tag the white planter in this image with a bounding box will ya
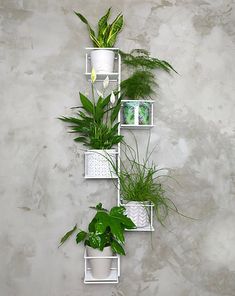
[124,201,150,228]
[122,100,153,126]
[90,49,115,73]
[87,246,113,279]
[85,149,117,178]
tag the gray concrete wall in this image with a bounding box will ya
[1,0,235,295]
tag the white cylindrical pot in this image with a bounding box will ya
[87,246,113,279]
[86,149,117,178]
[125,201,150,228]
[90,49,115,73]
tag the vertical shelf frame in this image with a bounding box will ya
[84,48,122,284]
[117,51,122,208]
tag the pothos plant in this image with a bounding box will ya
[59,203,136,255]
[120,49,178,100]
[74,7,124,48]
[59,70,123,149]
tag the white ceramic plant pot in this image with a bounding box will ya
[87,246,113,279]
[90,49,115,73]
[125,201,150,228]
[122,101,151,125]
[85,149,117,178]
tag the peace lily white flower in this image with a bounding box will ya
[91,68,96,83]
[96,89,103,98]
[110,91,116,104]
[103,76,109,89]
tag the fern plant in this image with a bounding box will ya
[74,8,124,47]
[120,49,177,73]
[120,70,157,100]
[120,49,177,100]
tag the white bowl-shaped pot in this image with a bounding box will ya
[87,246,113,279]
[85,149,117,178]
[90,49,115,74]
[124,201,150,228]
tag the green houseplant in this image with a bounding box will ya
[120,49,177,126]
[59,71,123,178]
[59,203,135,278]
[112,140,179,229]
[75,8,124,73]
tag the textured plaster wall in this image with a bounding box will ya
[1,0,235,295]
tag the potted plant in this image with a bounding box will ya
[75,8,124,73]
[59,70,123,178]
[59,203,136,279]
[120,49,177,126]
[113,140,179,229]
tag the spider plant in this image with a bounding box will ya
[59,203,136,255]
[112,137,180,225]
[74,8,124,47]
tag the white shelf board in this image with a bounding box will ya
[85,72,119,81]
[121,124,154,129]
[84,269,119,284]
[126,225,155,232]
[85,47,119,51]
[84,175,118,179]
[121,99,154,103]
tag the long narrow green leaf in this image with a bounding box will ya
[98,8,111,44]
[79,93,94,114]
[74,11,100,47]
[110,100,121,123]
[74,136,88,144]
[59,224,77,247]
[106,14,124,47]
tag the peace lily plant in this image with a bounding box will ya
[59,203,135,278]
[59,69,123,178]
[74,8,124,73]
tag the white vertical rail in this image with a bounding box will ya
[84,249,87,279]
[85,53,88,73]
[117,52,121,206]
[118,255,120,277]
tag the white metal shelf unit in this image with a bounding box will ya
[84,249,120,284]
[84,48,122,284]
